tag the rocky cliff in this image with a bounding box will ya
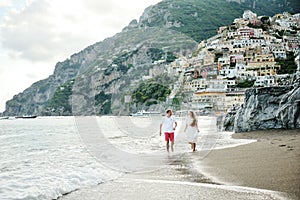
[3,27,197,116]
[2,0,300,116]
[224,74,300,132]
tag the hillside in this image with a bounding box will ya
[3,27,197,116]
[2,0,299,116]
[138,0,300,42]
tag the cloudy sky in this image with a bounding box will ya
[0,0,161,112]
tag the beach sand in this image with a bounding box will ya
[60,129,299,200]
[197,129,300,200]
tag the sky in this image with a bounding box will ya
[0,0,161,112]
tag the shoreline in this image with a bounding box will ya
[59,129,299,200]
[196,129,300,200]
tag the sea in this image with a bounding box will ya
[0,116,256,200]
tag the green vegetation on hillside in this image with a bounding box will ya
[95,91,112,114]
[113,50,137,73]
[140,0,300,42]
[46,80,75,114]
[132,74,172,106]
[244,0,300,15]
[104,50,138,76]
[147,48,164,62]
[147,48,177,63]
[276,52,298,74]
[237,79,255,88]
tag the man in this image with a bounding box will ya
[160,109,177,152]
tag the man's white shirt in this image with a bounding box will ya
[161,116,176,132]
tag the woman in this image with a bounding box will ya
[184,111,200,152]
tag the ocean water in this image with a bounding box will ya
[0,117,120,200]
[0,116,255,200]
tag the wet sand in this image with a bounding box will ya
[60,129,299,200]
[197,129,300,200]
[60,154,287,200]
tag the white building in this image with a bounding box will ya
[193,51,215,67]
[253,28,263,38]
[208,79,228,90]
[227,31,240,39]
[219,62,248,79]
[233,38,266,48]
[238,67,257,79]
[254,76,276,87]
[271,46,287,59]
[225,91,245,111]
[218,57,230,67]
[219,65,237,79]
[243,10,257,20]
[275,15,299,30]
[184,78,208,92]
[192,88,244,112]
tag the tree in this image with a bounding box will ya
[237,79,255,88]
[276,52,297,74]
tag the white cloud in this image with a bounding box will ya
[0,0,161,112]
[0,0,12,8]
[1,0,90,62]
[0,53,54,112]
[1,0,161,62]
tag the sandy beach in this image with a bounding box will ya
[197,129,300,200]
[60,128,299,200]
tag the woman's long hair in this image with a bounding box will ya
[189,111,197,127]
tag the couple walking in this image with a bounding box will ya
[159,109,200,152]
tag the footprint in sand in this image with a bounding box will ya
[287,146,294,151]
[278,144,286,147]
[278,144,294,151]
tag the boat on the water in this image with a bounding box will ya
[130,110,160,117]
[15,115,37,119]
[0,116,9,120]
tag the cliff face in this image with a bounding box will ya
[3,57,82,116]
[229,75,300,133]
[3,27,197,116]
[3,46,102,116]
[2,0,300,116]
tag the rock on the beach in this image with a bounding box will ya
[223,106,240,132]
[232,75,300,133]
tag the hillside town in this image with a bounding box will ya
[166,10,300,113]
